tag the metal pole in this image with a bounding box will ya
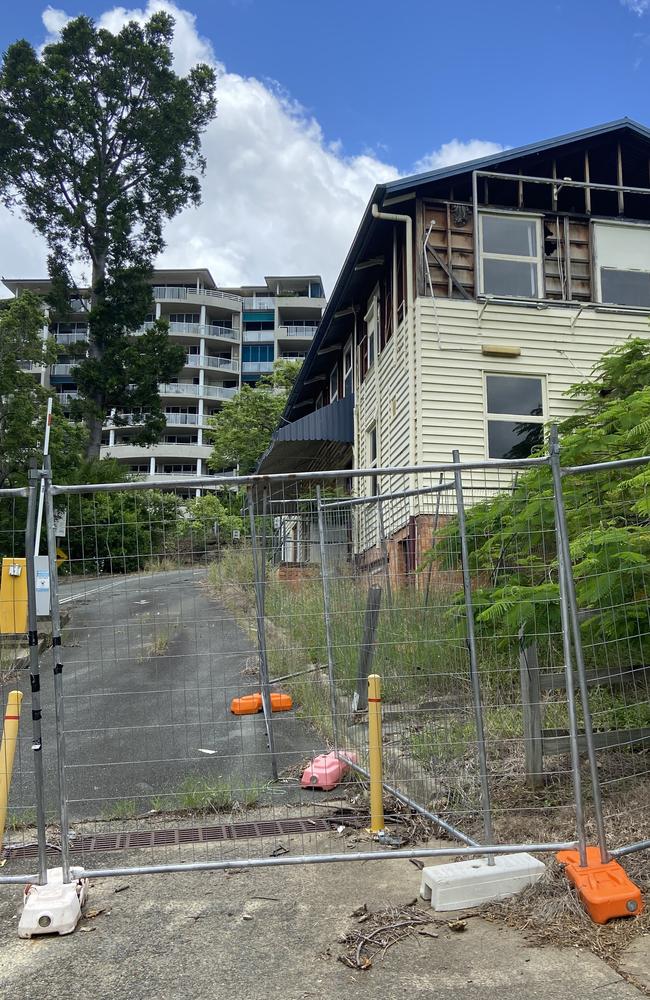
[246,487,278,781]
[550,459,588,866]
[34,397,53,558]
[377,502,393,608]
[452,449,495,862]
[549,425,609,863]
[24,468,49,884]
[43,456,71,883]
[315,486,340,748]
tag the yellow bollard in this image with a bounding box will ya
[0,558,28,635]
[367,673,385,834]
[0,690,23,850]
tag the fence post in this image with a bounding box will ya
[316,486,340,749]
[519,631,544,788]
[24,467,48,884]
[452,449,494,861]
[43,456,71,883]
[549,425,607,864]
[377,503,392,609]
[246,487,278,781]
[353,585,382,714]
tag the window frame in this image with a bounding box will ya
[593,219,650,308]
[343,340,353,397]
[478,211,544,300]
[329,364,339,403]
[483,371,546,461]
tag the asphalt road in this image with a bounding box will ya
[9,568,322,820]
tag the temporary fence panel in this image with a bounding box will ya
[0,440,647,886]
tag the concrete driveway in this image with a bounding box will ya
[9,567,322,820]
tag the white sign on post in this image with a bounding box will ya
[34,556,51,617]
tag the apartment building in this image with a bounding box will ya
[258,118,650,565]
[2,270,325,479]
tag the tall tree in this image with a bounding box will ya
[208,360,302,475]
[0,12,217,457]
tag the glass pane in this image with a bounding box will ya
[600,268,650,307]
[482,215,537,256]
[488,420,543,460]
[486,375,543,417]
[483,258,538,297]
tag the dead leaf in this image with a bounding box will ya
[357,913,370,924]
[448,919,467,933]
[418,929,439,939]
[350,904,367,918]
[84,907,106,920]
[409,859,424,870]
[80,926,96,933]
[114,884,130,894]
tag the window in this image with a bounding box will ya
[343,344,353,397]
[242,343,274,362]
[169,313,200,324]
[594,223,650,307]
[315,392,324,410]
[244,320,274,331]
[367,425,378,495]
[480,214,541,298]
[485,374,544,460]
[329,365,339,402]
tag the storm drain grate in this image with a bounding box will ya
[3,817,330,860]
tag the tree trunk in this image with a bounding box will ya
[83,254,106,462]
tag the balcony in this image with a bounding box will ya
[159,382,238,401]
[51,363,77,376]
[55,331,88,346]
[57,391,79,405]
[19,361,45,372]
[242,361,274,374]
[165,412,200,426]
[243,331,275,344]
[152,286,242,306]
[243,296,275,310]
[277,325,318,339]
[185,354,239,373]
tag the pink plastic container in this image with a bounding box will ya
[300,751,357,791]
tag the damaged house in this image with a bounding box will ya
[259,118,650,573]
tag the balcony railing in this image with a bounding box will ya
[165,412,199,426]
[159,382,238,401]
[51,363,77,376]
[55,331,88,345]
[186,355,239,373]
[153,286,242,304]
[242,361,274,373]
[278,325,318,337]
[243,297,275,310]
[19,361,44,372]
[170,321,238,341]
[243,331,275,343]
[57,391,80,405]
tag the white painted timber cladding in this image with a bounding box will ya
[417,297,648,465]
[352,295,648,554]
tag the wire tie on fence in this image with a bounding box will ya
[30,675,40,693]
[28,631,38,647]
[53,664,63,675]
[52,636,61,647]
[31,709,42,722]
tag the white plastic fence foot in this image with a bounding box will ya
[420,852,546,911]
[17,867,88,938]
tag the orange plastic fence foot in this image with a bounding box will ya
[230,691,293,715]
[556,846,643,924]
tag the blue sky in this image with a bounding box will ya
[2,0,650,287]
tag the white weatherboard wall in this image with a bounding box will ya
[416,297,648,466]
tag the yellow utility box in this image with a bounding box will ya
[0,558,28,636]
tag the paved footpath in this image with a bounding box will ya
[0,844,647,1000]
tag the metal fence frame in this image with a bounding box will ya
[1,430,648,886]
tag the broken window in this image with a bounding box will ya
[480,214,541,298]
[485,373,544,460]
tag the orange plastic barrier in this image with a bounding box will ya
[556,846,643,924]
[269,692,293,712]
[230,692,293,715]
[230,694,262,716]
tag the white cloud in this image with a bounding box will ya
[414,139,506,175]
[1,2,503,294]
[621,0,650,14]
